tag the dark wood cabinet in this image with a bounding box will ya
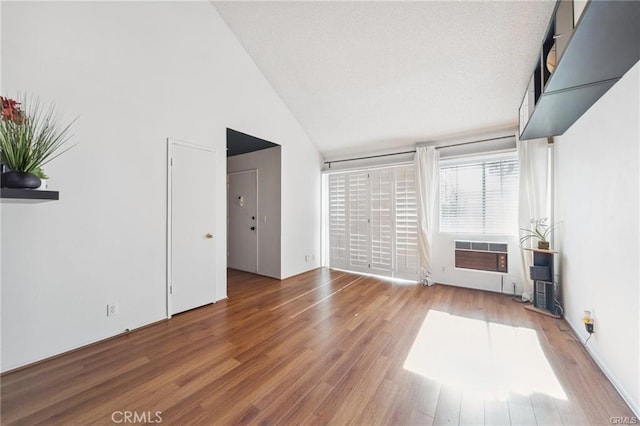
[519,0,640,140]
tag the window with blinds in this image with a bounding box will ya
[327,165,419,280]
[439,154,519,235]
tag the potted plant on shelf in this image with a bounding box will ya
[519,218,558,250]
[0,95,76,189]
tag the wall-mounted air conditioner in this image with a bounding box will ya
[454,241,508,273]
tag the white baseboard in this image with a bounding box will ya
[437,280,523,297]
[565,317,639,417]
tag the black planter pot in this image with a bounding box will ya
[1,171,42,189]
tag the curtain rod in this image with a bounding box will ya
[325,150,416,166]
[323,134,514,167]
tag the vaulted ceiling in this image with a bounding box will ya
[214,1,556,158]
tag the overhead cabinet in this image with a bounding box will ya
[519,0,640,140]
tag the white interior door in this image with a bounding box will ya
[227,170,258,273]
[168,140,216,316]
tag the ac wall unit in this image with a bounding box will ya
[454,241,508,273]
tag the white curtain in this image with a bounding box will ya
[415,146,439,285]
[517,137,550,300]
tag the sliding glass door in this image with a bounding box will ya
[327,164,419,281]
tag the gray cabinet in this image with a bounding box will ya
[524,249,561,318]
[519,0,640,140]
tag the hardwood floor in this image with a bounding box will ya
[1,268,633,425]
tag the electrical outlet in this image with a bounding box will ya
[305,255,309,262]
[107,304,119,317]
[583,309,594,334]
[585,321,594,334]
[442,266,446,272]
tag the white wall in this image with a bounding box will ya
[0,1,321,371]
[555,62,640,414]
[227,147,282,278]
[281,143,322,278]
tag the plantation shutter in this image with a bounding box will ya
[328,173,348,269]
[394,165,419,279]
[440,155,519,235]
[347,172,370,273]
[327,164,419,281]
[369,169,393,275]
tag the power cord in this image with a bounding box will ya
[584,333,592,345]
[554,299,565,316]
[502,275,528,303]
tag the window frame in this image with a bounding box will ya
[438,150,520,236]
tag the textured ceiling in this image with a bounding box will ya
[214,1,556,158]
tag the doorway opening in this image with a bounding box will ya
[227,128,282,279]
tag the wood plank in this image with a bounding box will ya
[508,393,537,426]
[459,392,485,426]
[0,268,634,425]
[525,304,562,319]
[432,385,461,426]
[531,392,564,426]
[485,398,511,426]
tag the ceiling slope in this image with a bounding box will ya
[214,1,556,158]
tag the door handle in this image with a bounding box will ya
[250,226,255,231]
[205,233,213,239]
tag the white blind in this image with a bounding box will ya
[439,155,519,235]
[327,164,419,280]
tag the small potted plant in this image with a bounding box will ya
[0,95,76,189]
[519,218,557,250]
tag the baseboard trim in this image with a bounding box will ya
[280,266,323,280]
[564,317,639,417]
[524,304,562,318]
[228,267,306,281]
[437,280,523,298]
[1,318,168,377]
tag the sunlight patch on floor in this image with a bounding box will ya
[403,310,567,401]
[330,268,419,286]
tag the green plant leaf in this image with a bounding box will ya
[518,217,560,247]
[0,95,76,178]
